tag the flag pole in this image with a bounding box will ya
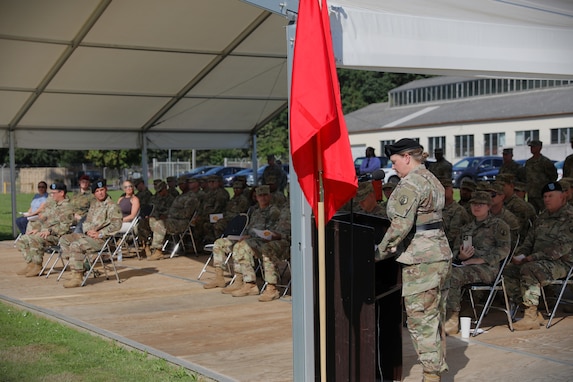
[317,136,327,381]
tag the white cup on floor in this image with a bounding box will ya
[460,316,471,338]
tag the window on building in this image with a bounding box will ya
[516,130,539,146]
[455,135,474,157]
[550,128,573,144]
[428,136,446,156]
[380,140,395,159]
[483,133,505,155]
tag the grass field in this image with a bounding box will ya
[0,302,211,381]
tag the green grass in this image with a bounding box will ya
[0,302,212,382]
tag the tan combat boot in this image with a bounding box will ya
[221,274,244,294]
[63,270,84,288]
[143,243,151,258]
[146,249,164,261]
[258,284,280,302]
[25,263,43,277]
[203,268,226,289]
[423,371,441,382]
[537,312,545,325]
[513,305,540,331]
[16,263,33,276]
[444,311,459,335]
[231,282,259,297]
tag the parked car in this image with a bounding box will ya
[474,158,561,183]
[452,156,503,188]
[231,168,255,186]
[354,156,389,175]
[193,166,245,186]
[181,165,217,178]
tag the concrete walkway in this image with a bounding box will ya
[1,240,572,381]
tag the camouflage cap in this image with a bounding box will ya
[476,181,491,192]
[438,177,452,188]
[495,173,515,185]
[489,182,504,194]
[155,181,167,192]
[514,181,527,192]
[256,185,270,195]
[265,174,277,184]
[187,177,199,184]
[232,180,245,189]
[234,175,247,184]
[177,175,188,184]
[166,176,177,183]
[153,178,162,185]
[528,139,542,147]
[469,191,492,205]
[502,148,513,155]
[133,178,143,186]
[460,178,477,191]
[209,175,223,182]
[355,181,374,202]
[558,179,571,191]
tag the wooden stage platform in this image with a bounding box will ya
[1,240,572,381]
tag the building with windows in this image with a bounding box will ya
[346,76,573,164]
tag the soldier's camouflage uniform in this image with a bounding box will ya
[213,192,250,238]
[428,158,453,180]
[211,203,281,284]
[71,189,94,221]
[260,206,291,285]
[447,215,510,312]
[499,160,523,182]
[136,188,153,207]
[442,200,471,250]
[194,187,230,244]
[504,193,537,242]
[525,155,558,213]
[138,192,175,245]
[491,207,521,248]
[377,164,452,375]
[504,203,573,307]
[17,196,74,266]
[149,192,199,250]
[60,195,122,271]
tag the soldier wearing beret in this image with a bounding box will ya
[59,179,123,288]
[440,177,471,251]
[444,191,510,335]
[16,183,74,277]
[377,138,452,381]
[505,182,573,330]
[525,140,558,213]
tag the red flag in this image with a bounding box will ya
[290,0,357,223]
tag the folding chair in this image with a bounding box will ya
[41,243,65,278]
[110,206,151,261]
[463,234,520,336]
[198,213,249,280]
[540,262,573,328]
[81,236,121,286]
[163,214,198,258]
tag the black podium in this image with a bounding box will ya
[315,213,402,381]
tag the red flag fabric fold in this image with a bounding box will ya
[290,0,358,223]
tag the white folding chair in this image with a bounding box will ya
[110,207,147,261]
[540,262,573,328]
[162,212,198,258]
[41,243,65,278]
[81,236,121,287]
[198,213,249,280]
[463,234,520,336]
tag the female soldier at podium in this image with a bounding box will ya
[377,139,452,382]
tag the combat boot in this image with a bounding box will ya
[221,274,244,294]
[423,371,441,382]
[17,263,33,276]
[513,305,540,331]
[444,311,459,335]
[231,282,259,297]
[143,243,151,258]
[203,268,226,289]
[63,270,84,288]
[258,284,280,302]
[537,312,545,325]
[146,249,164,261]
[25,263,43,277]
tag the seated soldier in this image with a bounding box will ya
[213,180,250,238]
[139,181,175,256]
[59,179,123,288]
[504,182,573,330]
[203,185,281,298]
[193,175,230,245]
[445,191,510,335]
[16,183,74,277]
[71,175,94,233]
[147,179,199,260]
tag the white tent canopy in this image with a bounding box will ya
[0,0,290,150]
